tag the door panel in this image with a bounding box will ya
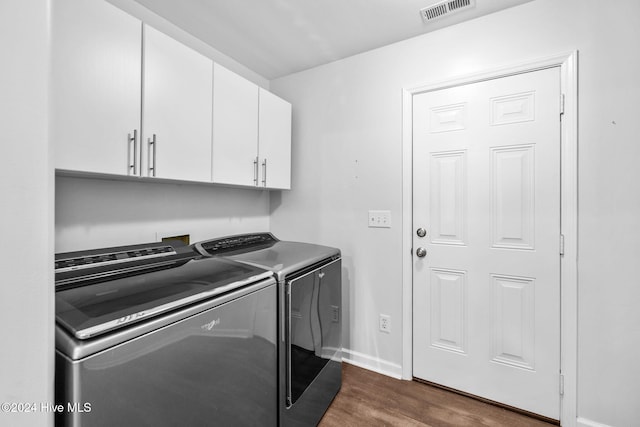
[412,68,561,419]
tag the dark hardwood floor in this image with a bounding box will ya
[319,363,557,427]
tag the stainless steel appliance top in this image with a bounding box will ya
[55,240,273,340]
[192,233,340,281]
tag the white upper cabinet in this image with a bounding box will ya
[52,0,142,176]
[52,0,291,189]
[212,64,292,189]
[212,63,260,187]
[258,89,292,190]
[142,25,213,182]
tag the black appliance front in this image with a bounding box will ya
[284,258,342,427]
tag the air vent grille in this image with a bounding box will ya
[422,3,448,20]
[420,0,475,22]
[448,0,471,11]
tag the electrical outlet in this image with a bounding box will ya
[368,210,391,228]
[331,305,340,323]
[379,314,391,333]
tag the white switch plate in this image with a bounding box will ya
[368,210,391,228]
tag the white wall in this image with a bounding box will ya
[269,0,640,425]
[0,0,53,426]
[56,176,270,252]
[106,0,269,88]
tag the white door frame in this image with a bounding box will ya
[401,51,578,426]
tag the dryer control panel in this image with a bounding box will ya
[194,233,279,256]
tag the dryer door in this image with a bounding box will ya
[285,258,342,407]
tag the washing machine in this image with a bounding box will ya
[55,240,277,426]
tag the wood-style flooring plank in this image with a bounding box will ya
[319,363,556,427]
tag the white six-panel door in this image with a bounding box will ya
[412,67,561,419]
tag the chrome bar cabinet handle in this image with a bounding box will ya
[253,157,259,186]
[128,129,138,175]
[148,134,157,177]
[261,158,267,187]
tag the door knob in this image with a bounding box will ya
[416,228,427,238]
[416,247,427,258]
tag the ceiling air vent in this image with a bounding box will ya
[420,0,475,22]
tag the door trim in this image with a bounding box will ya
[401,51,578,426]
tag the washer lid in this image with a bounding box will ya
[55,256,272,340]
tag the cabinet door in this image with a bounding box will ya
[143,25,213,182]
[52,0,142,176]
[258,89,292,190]
[212,64,259,187]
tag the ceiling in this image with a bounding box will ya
[132,0,534,80]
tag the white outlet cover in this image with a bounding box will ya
[379,314,391,333]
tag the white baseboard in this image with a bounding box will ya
[577,417,613,427]
[342,348,403,379]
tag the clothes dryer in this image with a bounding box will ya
[193,233,342,427]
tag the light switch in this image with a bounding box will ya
[368,210,391,228]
